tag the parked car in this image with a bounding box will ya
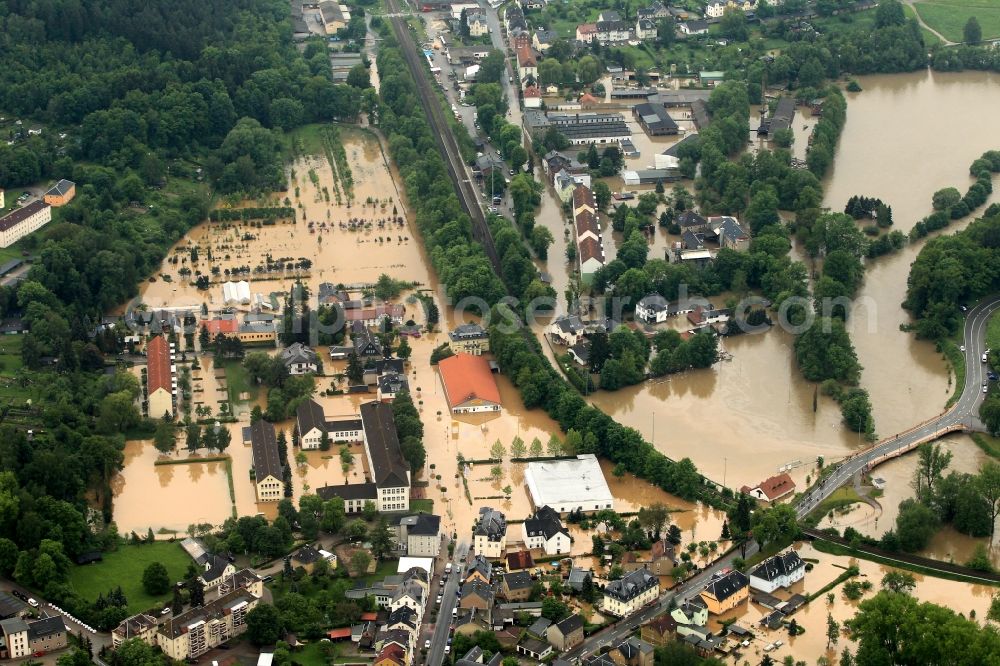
[27,598,38,608]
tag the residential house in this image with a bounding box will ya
[521,505,572,555]
[523,85,542,108]
[506,550,534,572]
[43,179,76,206]
[345,304,405,328]
[448,323,490,355]
[637,3,671,20]
[671,598,710,639]
[705,1,726,17]
[145,334,174,419]
[296,398,363,450]
[579,236,607,277]
[573,183,596,216]
[438,353,502,414]
[156,589,258,659]
[27,616,67,654]
[636,293,669,324]
[199,554,237,590]
[395,514,442,557]
[686,306,729,327]
[749,551,806,593]
[575,209,601,243]
[501,571,533,601]
[459,580,494,616]
[516,45,537,81]
[111,614,158,649]
[280,342,319,374]
[353,326,383,358]
[546,614,584,651]
[575,23,598,42]
[464,555,493,584]
[468,13,490,36]
[364,358,405,385]
[603,569,659,617]
[248,419,283,501]
[374,642,407,666]
[385,606,418,643]
[621,538,676,576]
[533,29,557,51]
[635,18,658,40]
[677,210,708,232]
[377,372,409,402]
[699,570,750,615]
[548,315,585,346]
[473,507,507,558]
[710,216,751,252]
[0,618,30,659]
[594,20,632,44]
[740,472,796,504]
[678,19,709,35]
[0,593,28,620]
[317,283,351,306]
[505,4,528,33]
[568,341,590,367]
[610,637,655,666]
[291,545,337,573]
[641,613,678,647]
[389,581,425,622]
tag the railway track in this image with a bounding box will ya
[383,0,503,274]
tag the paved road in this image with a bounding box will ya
[475,0,522,130]
[794,296,1000,519]
[425,541,468,666]
[562,540,758,660]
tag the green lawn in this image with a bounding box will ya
[0,335,32,403]
[67,542,192,613]
[903,3,944,45]
[223,360,257,406]
[286,124,330,159]
[1,189,31,214]
[409,498,434,513]
[914,0,1000,41]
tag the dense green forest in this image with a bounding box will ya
[0,0,360,627]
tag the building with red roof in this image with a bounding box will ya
[145,335,174,419]
[437,353,502,414]
[200,316,239,336]
[740,473,796,503]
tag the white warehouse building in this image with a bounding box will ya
[524,454,615,514]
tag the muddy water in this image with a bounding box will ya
[113,440,234,534]
[825,71,1000,439]
[727,542,999,664]
[585,71,1000,492]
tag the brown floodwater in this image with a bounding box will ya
[585,71,1000,493]
[115,128,724,543]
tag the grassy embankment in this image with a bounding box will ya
[67,542,191,613]
[812,538,1000,586]
[914,0,1000,42]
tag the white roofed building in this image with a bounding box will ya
[524,454,614,514]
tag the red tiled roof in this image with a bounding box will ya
[146,335,171,393]
[523,85,541,98]
[577,23,597,34]
[579,93,599,105]
[360,612,378,621]
[506,550,534,570]
[575,210,599,237]
[438,353,502,408]
[201,318,238,335]
[346,304,405,322]
[578,237,604,263]
[741,473,795,501]
[327,628,351,640]
[516,45,536,67]
[572,184,595,210]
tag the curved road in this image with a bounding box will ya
[795,296,1000,519]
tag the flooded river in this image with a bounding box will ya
[586,71,1000,494]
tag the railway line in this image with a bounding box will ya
[383,0,503,274]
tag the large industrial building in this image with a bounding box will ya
[524,454,615,514]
